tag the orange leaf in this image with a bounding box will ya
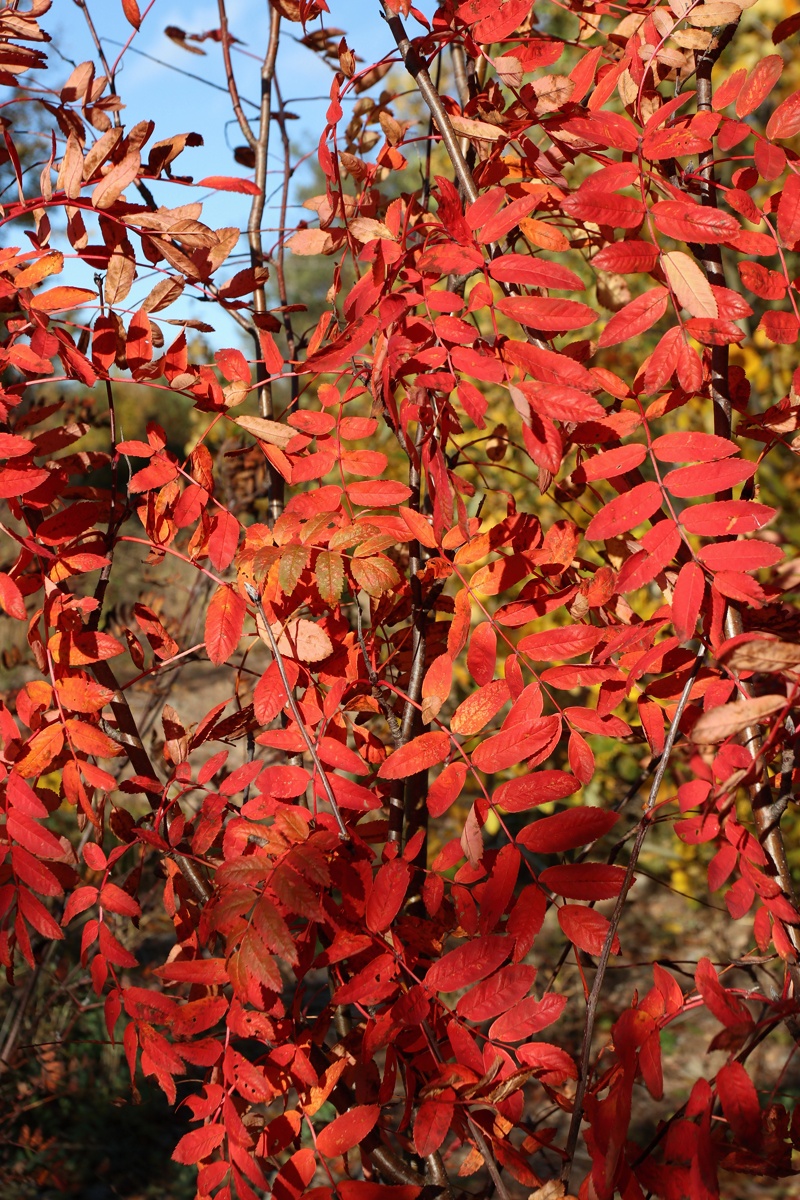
[378,731,450,779]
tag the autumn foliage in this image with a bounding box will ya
[4,0,800,1197]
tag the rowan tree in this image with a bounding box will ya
[2,2,800,1198]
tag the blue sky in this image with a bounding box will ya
[43,0,437,344]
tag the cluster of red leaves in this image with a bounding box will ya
[2,2,800,1199]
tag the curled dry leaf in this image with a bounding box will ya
[449,114,505,141]
[528,1183,579,1200]
[721,638,800,674]
[256,613,333,663]
[233,414,295,450]
[691,695,786,744]
[347,217,396,242]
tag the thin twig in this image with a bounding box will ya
[355,602,403,748]
[562,649,703,1189]
[71,0,121,128]
[90,660,212,904]
[466,1114,512,1200]
[380,3,477,206]
[217,0,257,149]
[244,584,349,840]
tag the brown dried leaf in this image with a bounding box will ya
[56,132,84,200]
[234,415,295,450]
[723,638,800,674]
[449,114,505,141]
[688,2,743,26]
[348,217,395,243]
[692,695,785,744]
[286,228,336,255]
[663,251,718,319]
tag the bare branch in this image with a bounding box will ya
[217,0,258,149]
[380,3,477,206]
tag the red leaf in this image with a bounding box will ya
[539,863,626,901]
[99,882,141,917]
[716,1062,761,1146]
[680,501,776,537]
[597,287,669,347]
[154,958,229,985]
[273,1149,316,1200]
[424,935,511,993]
[558,905,621,955]
[592,240,659,273]
[215,346,251,383]
[698,541,783,572]
[62,885,99,926]
[767,90,800,140]
[758,310,800,344]
[0,432,33,457]
[205,585,246,666]
[427,762,468,818]
[128,453,178,494]
[458,0,536,42]
[378,731,450,779]
[172,1123,226,1165]
[0,464,50,497]
[738,260,786,301]
[777,172,800,249]
[561,192,646,228]
[488,992,567,1041]
[414,1096,454,1158]
[122,0,142,29]
[451,679,509,735]
[7,344,52,375]
[0,572,26,619]
[18,888,64,940]
[696,957,752,1028]
[575,443,646,482]
[399,505,438,549]
[347,480,413,507]
[516,381,605,423]
[496,295,596,331]
[30,285,96,313]
[651,431,738,463]
[736,55,783,119]
[517,1041,577,1084]
[651,201,739,243]
[488,254,584,291]
[642,126,711,160]
[471,715,561,773]
[585,481,662,540]
[664,458,755,498]
[568,729,595,785]
[316,1105,379,1158]
[467,621,496,686]
[366,859,411,933]
[198,175,261,194]
[208,510,240,571]
[517,625,603,660]
[672,562,705,643]
[516,807,619,854]
[456,964,538,1021]
[493,770,580,812]
[422,652,453,724]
